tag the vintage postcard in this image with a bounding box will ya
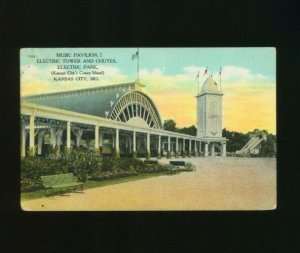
[20,48,276,211]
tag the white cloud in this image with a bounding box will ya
[96,65,121,76]
[215,65,268,81]
[183,66,206,75]
[21,64,39,79]
[20,63,276,133]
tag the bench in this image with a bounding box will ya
[169,161,185,167]
[41,173,83,196]
[166,161,186,173]
[144,160,159,165]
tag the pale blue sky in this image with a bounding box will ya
[21,47,276,82]
[20,48,276,133]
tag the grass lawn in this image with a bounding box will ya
[21,170,173,201]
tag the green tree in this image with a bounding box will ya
[178,125,197,136]
[163,119,177,132]
[222,128,249,152]
[222,128,276,156]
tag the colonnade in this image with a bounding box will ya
[20,105,227,158]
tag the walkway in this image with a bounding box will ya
[21,157,276,211]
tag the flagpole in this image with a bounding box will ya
[197,70,200,94]
[219,67,222,92]
[137,48,139,81]
[197,77,199,94]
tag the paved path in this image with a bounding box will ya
[21,157,276,211]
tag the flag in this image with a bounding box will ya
[132,50,139,60]
[203,67,208,76]
[219,67,222,76]
[195,70,199,81]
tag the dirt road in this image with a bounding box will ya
[21,157,276,211]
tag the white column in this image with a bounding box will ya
[189,139,192,153]
[183,138,185,152]
[128,135,132,153]
[112,134,115,148]
[194,140,197,156]
[200,141,202,155]
[29,114,35,156]
[37,131,45,155]
[21,121,26,157]
[99,132,103,147]
[167,136,171,152]
[204,142,209,157]
[115,129,119,152]
[56,129,63,147]
[50,128,56,148]
[146,133,150,152]
[222,142,227,157]
[176,138,179,152]
[133,131,136,152]
[95,125,99,151]
[75,129,83,147]
[67,122,71,149]
[158,135,161,154]
[211,143,215,156]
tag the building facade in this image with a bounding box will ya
[20,79,226,158]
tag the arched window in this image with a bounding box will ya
[110,91,162,129]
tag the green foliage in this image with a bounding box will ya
[61,150,102,181]
[21,149,196,193]
[163,119,177,132]
[21,157,68,180]
[101,157,145,173]
[184,162,196,171]
[177,125,197,136]
[260,133,276,157]
[163,119,197,136]
[222,128,276,156]
[111,148,120,158]
[222,128,249,152]
[21,157,69,191]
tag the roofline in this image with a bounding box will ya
[21,102,203,140]
[21,81,138,99]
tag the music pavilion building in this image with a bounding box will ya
[20,77,227,158]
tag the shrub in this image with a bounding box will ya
[164,164,179,174]
[184,162,196,171]
[20,157,69,191]
[21,157,68,180]
[61,150,102,181]
[101,157,145,172]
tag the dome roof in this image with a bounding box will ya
[200,76,221,94]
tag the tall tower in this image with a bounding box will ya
[196,75,227,156]
[197,76,223,138]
